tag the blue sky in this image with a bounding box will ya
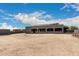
[0,3,79,30]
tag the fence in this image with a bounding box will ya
[0,29,11,35]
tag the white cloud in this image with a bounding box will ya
[59,16,79,27]
[0,9,14,17]
[61,3,79,11]
[60,3,70,10]
[0,23,18,31]
[14,11,57,26]
[0,9,5,13]
[14,11,79,27]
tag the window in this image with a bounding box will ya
[39,29,45,32]
[32,29,37,33]
[47,28,53,32]
[55,28,62,31]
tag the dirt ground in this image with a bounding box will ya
[0,33,79,56]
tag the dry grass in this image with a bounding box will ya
[0,33,78,56]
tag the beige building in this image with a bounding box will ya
[25,23,68,33]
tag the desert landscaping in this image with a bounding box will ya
[0,33,79,56]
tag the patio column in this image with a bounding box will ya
[37,28,38,33]
[62,27,64,32]
[45,28,47,32]
[53,28,55,32]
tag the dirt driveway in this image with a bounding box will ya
[0,33,78,56]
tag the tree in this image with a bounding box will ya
[70,26,78,30]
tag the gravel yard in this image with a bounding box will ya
[0,33,78,56]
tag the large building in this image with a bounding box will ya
[25,23,68,34]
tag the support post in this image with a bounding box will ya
[45,28,47,32]
[62,27,64,33]
[37,28,38,33]
[53,28,55,32]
